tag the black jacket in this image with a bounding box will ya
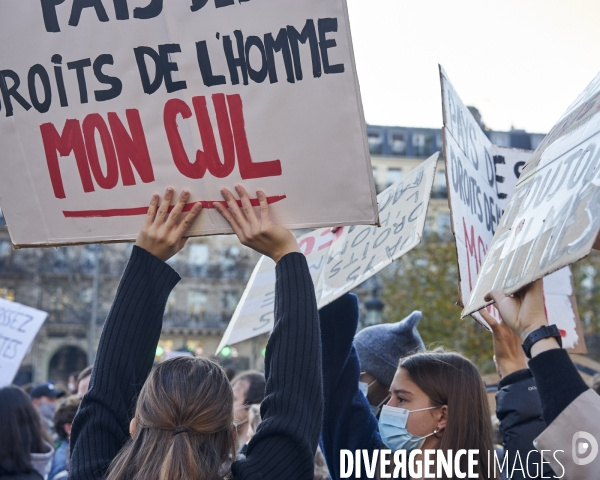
[495,369,554,479]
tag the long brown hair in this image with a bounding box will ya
[400,350,496,479]
[106,356,236,480]
[0,386,52,476]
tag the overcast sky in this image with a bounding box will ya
[346,0,600,133]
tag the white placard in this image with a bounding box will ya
[440,66,585,351]
[0,0,377,247]
[463,68,600,322]
[217,153,439,351]
[0,298,48,387]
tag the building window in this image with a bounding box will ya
[222,291,239,313]
[189,244,209,266]
[432,171,448,198]
[387,168,402,186]
[490,132,510,147]
[367,132,383,155]
[389,133,406,155]
[0,288,15,302]
[413,133,434,157]
[187,291,208,316]
[0,241,11,258]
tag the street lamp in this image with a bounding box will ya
[364,285,385,327]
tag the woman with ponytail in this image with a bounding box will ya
[69,185,322,480]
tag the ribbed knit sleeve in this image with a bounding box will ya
[69,246,180,480]
[231,252,323,480]
[528,348,589,425]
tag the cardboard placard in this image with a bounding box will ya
[0,0,377,247]
[440,66,585,351]
[217,153,438,351]
[0,298,48,387]
[463,69,600,322]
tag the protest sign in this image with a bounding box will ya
[0,298,48,387]
[440,66,585,351]
[0,0,377,248]
[217,153,438,351]
[463,68,600,320]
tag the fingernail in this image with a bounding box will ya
[213,202,221,209]
[166,187,174,195]
[151,194,159,202]
[235,185,242,193]
[193,201,202,211]
[182,190,189,199]
[256,190,264,198]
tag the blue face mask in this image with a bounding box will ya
[378,404,441,452]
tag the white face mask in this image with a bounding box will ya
[378,404,442,452]
[370,394,390,417]
[358,379,376,397]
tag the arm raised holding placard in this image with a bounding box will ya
[483,281,599,480]
[69,185,322,480]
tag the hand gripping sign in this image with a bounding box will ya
[0,298,48,387]
[0,0,377,247]
[462,69,600,321]
[440,66,585,352]
[217,153,438,352]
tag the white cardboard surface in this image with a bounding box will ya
[0,298,48,387]
[464,69,600,323]
[0,0,377,247]
[440,66,585,351]
[217,153,438,351]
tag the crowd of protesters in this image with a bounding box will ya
[1,185,599,480]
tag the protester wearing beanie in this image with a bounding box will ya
[355,311,425,414]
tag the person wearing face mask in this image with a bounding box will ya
[67,372,80,396]
[230,371,266,453]
[30,383,66,436]
[355,311,425,417]
[319,293,496,479]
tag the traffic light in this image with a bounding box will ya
[220,346,232,357]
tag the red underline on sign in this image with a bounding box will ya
[62,195,287,218]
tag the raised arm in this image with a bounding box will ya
[319,293,382,479]
[213,186,323,479]
[69,189,201,480]
[481,308,554,479]
[485,281,596,479]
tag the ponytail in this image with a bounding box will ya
[106,357,235,480]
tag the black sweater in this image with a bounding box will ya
[69,247,322,480]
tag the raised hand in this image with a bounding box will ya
[214,185,299,263]
[484,279,548,342]
[480,309,528,379]
[136,188,202,261]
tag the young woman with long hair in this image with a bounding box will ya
[319,294,496,479]
[0,386,54,479]
[69,185,322,480]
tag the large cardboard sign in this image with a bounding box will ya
[463,69,600,319]
[217,153,438,351]
[440,66,585,351]
[0,0,377,247]
[0,298,48,387]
